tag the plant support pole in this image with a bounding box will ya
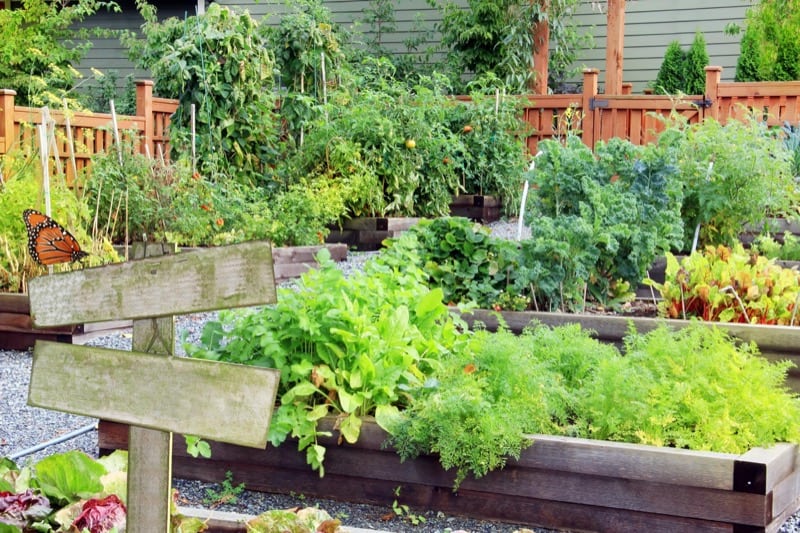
[110,100,123,165]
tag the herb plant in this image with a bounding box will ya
[575,323,800,452]
[658,113,797,249]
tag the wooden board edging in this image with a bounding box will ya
[99,418,800,531]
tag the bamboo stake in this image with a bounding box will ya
[62,99,79,189]
[110,100,123,165]
[38,122,53,276]
[191,103,196,175]
[42,107,62,177]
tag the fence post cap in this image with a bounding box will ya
[704,66,723,73]
[582,68,600,74]
[135,80,155,87]
[0,89,17,96]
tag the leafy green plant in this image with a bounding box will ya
[202,471,245,508]
[575,323,800,452]
[0,0,120,108]
[281,65,464,217]
[387,324,591,488]
[126,3,280,186]
[187,249,466,475]
[446,87,529,213]
[378,217,522,310]
[750,231,800,261]
[657,113,797,249]
[648,244,800,325]
[390,318,800,488]
[0,450,128,532]
[525,134,683,307]
[268,0,346,146]
[390,486,426,526]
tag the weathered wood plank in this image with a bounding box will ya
[461,309,800,354]
[28,341,279,448]
[28,240,276,327]
[127,427,172,533]
[127,313,174,533]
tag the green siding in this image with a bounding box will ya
[572,0,749,92]
[74,0,750,95]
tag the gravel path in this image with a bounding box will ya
[2,219,799,532]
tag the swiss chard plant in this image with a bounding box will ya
[647,244,800,325]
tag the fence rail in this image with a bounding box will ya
[2,67,800,181]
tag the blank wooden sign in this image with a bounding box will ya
[28,341,280,448]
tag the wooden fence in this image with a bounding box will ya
[0,81,174,185]
[3,67,800,181]
[522,66,800,154]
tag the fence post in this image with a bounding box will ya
[531,0,550,95]
[136,80,154,156]
[704,66,722,122]
[0,89,16,155]
[581,68,599,149]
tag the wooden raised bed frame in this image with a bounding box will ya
[460,309,800,394]
[100,415,800,533]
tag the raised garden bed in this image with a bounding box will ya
[325,217,421,251]
[460,308,800,394]
[99,417,800,532]
[449,194,502,222]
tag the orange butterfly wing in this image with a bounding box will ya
[23,209,89,266]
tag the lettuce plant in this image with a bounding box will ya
[0,451,127,533]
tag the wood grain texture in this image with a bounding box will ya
[28,241,276,327]
[29,341,279,448]
[127,314,174,532]
[127,427,172,533]
[100,418,800,530]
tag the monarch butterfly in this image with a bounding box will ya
[22,209,89,266]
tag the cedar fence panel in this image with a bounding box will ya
[0,81,175,186]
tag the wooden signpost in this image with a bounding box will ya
[26,241,281,532]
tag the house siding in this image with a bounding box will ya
[72,0,751,95]
[572,0,751,92]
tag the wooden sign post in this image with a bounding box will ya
[26,241,281,532]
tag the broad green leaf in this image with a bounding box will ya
[33,451,105,504]
[340,413,362,444]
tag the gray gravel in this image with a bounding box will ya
[2,219,799,532]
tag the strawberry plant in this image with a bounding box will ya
[378,217,523,309]
[649,244,800,325]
